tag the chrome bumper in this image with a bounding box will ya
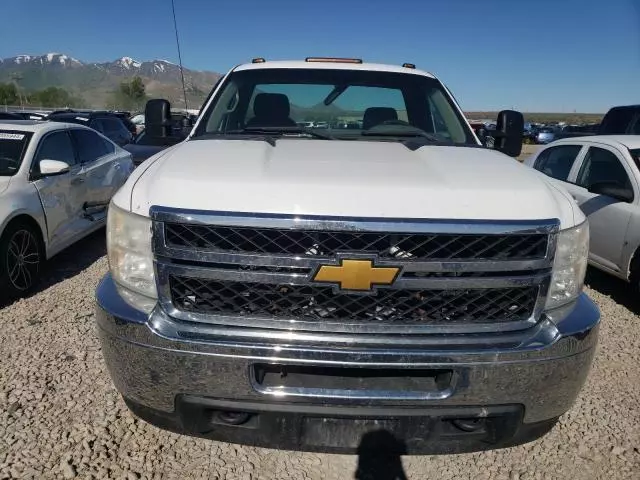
[95,274,599,451]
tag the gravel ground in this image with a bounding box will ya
[1,230,639,479]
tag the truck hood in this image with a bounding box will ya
[121,139,578,227]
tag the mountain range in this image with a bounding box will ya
[0,53,221,109]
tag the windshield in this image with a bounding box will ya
[630,148,640,167]
[0,130,32,176]
[194,68,476,144]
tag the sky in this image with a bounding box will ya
[1,0,639,113]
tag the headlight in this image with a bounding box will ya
[546,221,589,310]
[107,202,157,313]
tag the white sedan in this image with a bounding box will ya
[0,120,133,297]
[524,135,640,292]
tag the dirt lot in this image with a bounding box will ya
[1,230,639,480]
[518,144,540,162]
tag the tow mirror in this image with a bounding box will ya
[39,159,70,176]
[487,110,524,157]
[145,99,172,139]
[588,182,634,203]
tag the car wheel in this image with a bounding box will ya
[0,222,43,298]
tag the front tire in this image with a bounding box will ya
[0,222,43,299]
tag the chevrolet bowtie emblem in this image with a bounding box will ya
[313,259,401,292]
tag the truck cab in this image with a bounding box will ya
[95,57,599,454]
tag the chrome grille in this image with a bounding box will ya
[169,275,538,324]
[152,208,558,335]
[165,223,548,260]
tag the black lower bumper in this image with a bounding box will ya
[125,395,557,455]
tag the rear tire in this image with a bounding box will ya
[0,222,43,299]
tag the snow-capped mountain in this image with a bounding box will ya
[0,53,221,108]
[6,53,84,67]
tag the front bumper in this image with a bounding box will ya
[96,275,599,454]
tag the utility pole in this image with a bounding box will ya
[171,0,189,110]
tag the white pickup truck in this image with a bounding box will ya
[95,58,599,454]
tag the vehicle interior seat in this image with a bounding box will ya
[363,107,398,130]
[245,93,297,128]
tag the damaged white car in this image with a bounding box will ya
[0,120,133,297]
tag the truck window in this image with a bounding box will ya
[534,145,582,181]
[245,84,407,127]
[198,68,475,145]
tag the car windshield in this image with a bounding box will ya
[630,148,640,167]
[0,130,31,176]
[194,68,476,145]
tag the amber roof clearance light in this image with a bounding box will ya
[305,57,363,64]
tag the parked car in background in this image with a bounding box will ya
[525,135,640,293]
[523,125,539,144]
[11,112,48,121]
[0,112,25,121]
[598,105,640,135]
[123,128,186,166]
[0,120,133,297]
[112,112,138,137]
[47,111,133,146]
[130,113,145,134]
[536,127,558,144]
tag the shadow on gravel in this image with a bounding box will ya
[585,266,639,314]
[355,430,408,480]
[0,228,107,309]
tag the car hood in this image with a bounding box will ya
[118,139,578,228]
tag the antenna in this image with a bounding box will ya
[171,0,188,110]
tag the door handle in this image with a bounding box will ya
[71,177,85,186]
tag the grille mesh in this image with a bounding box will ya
[164,224,548,260]
[169,275,538,324]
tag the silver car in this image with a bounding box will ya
[536,128,558,144]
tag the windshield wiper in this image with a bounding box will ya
[361,127,442,143]
[193,131,277,146]
[232,126,336,140]
[194,127,335,146]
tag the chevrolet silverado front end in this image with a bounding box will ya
[95,58,599,454]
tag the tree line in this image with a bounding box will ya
[0,76,148,110]
[0,82,86,108]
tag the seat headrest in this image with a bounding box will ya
[253,93,291,119]
[363,107,398,130]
